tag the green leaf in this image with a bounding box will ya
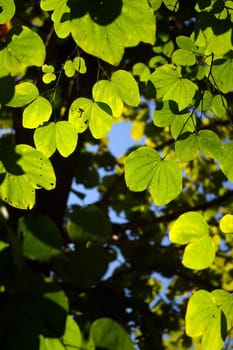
[220,214,233,234]
[23,96,52,129]
[175,133,199,161]
[42,73,56,84]
[171,113,196,139]
[133,62,151,82]
[176,36,199,52]
[55,121,78,157]
[152,101,178,127]
[6,82,39,107]
[73,57,87,74]
[42,64,54,73]
[170,212,215,270]
[61,317,82,349]
[0,0,15,24]
[175,130,222,161]
[220,142,233,182]
[0,144,56,209]
[34,121,78,158]
[68,97,91,133]
[111,70,140,107]
[89,102,113,139]
[186,289,233,349]
[125,146,182,205]
[0,26,45,75]
[197,130,222,159]
[93,70,140,117]
[150,64,198,111]
[46,0,156,65]
[90,318,134,350]
[211,59,233,93]
[64,59,75,78]
[172,49,196,66]
[163,0,179,11]
[93,80,124,117]
[67,205,112,244]
[19,214,62,262]
[212,95,227,118]
[34,123,56,158]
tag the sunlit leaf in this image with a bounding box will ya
[176,36,199,52]
[6,82,39,107]
[0,26,45,75]
[125,146,182,205]
[61,317,82,349]
[0,145,56,209]
[220,142,233,182]
[68,97,91,133]
[133,62,151,82]
[171,113,196,139]
[89,102,113,139]
[170,212,215,269]
[172,49,196,66]
[186,289,233,350]
[73,57,87,74]
[42,0,155,65]
[23,96,52,129]
[211,59,233,93]
[150,64,198,111]
[0,0,15,23]
[220,214,233,234]
[64,59,75,78]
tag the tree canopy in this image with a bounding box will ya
[1,0,233,349]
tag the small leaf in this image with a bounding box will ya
[42,64,54,73]
[197,130,222,159]
[170,212,215,270]
[176,36,198,52]
[68,97,91,133]
[152,101,177,127]
[6,82,39,107]
[64,59,75,78]
[42,72,56,84]
[175,133,199,161]
[211,59,233,94]
[61,317,82,349]
[172,49,196,66]
[23,96,52,129]
[73,57,87,74]
[132,62,151,82]
[220,214,233,234]
[171,113,196,139]
[0,0,15,24]
[90,318,134,350]
[93,80,123,117]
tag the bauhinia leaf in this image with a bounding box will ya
[0,0,15,24]
[34,121,78,158]
[125,146,182,205]
[169,212,215,269]
[220,214,233,234]
[6,82,39,107]
[186,289,233,350]
[150,64,198,111]
[0,144,56,209]
[23,96,52,129]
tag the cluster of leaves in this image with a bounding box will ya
[1,0,233,349]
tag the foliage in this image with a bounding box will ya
[0,0,233,349]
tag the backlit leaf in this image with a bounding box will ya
[220,214,233,234]
[68,97,91,133]
[0,0,15,23]
[211,59,233,93]
[89,102,113,139]
[73,57,87,74]
[150,64,198,111]
[0,145,56,209]
[220,142,233,182]
[170,212,215,270]
[0,26,45,75]
[172,49,196,66]
[6,82,39,107]
[23,96,52,129]
[125,146,182,205]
